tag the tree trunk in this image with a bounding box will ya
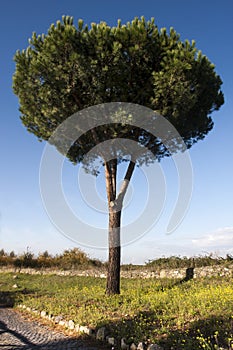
[105,159,121,295]
[105,159,135,295]
[106,209,121,295]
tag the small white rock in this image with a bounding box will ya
[137,342,146,350]
[68,320,75,330]
[75,324,80,332]
[59,320,66,326]
[96,327,107,341]
[12,284,18,288]
[121,338,129,350]
[107,337,116,346]
[147,344,164,350]
[40,310,47,318]
[54,315,63,324]
[79,325,93,335]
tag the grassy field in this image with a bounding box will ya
[0,272,232,349]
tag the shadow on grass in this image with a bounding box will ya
[98,311,232,350]
[0,303,231,349]
[167,268,195,289]
[159,315,233,350]
[0,289,35,308]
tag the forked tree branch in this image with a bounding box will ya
[109,160,135,211]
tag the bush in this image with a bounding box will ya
[146,254,228,269]
[57,248,91,270]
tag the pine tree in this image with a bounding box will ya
[13,16,224,295]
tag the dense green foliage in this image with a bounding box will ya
[0,248,233,271]
[1,248,232,270]
[0,273,232,349]
[13,16,224,164]
[0,248,101,269]
[145,253,233,269]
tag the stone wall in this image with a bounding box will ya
[122,264,232,279]
[0,264,232,279]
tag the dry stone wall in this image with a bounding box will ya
[0,264,232,279]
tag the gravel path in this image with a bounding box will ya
[0,308,98,350]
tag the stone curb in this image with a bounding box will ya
[17,304,164,350]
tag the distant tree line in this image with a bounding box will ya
[0,248,102,270]
[0,248,232,270]
[145,253,233,269]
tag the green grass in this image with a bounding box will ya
[0,273,232,349]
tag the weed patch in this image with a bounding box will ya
[0,273,232,349]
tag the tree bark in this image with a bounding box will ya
[105,159,135,295]
[106,208,121,295]
[105,159,121,295]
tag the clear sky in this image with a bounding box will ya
[0,0,233,264]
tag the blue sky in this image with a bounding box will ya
[0,0,233,263]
